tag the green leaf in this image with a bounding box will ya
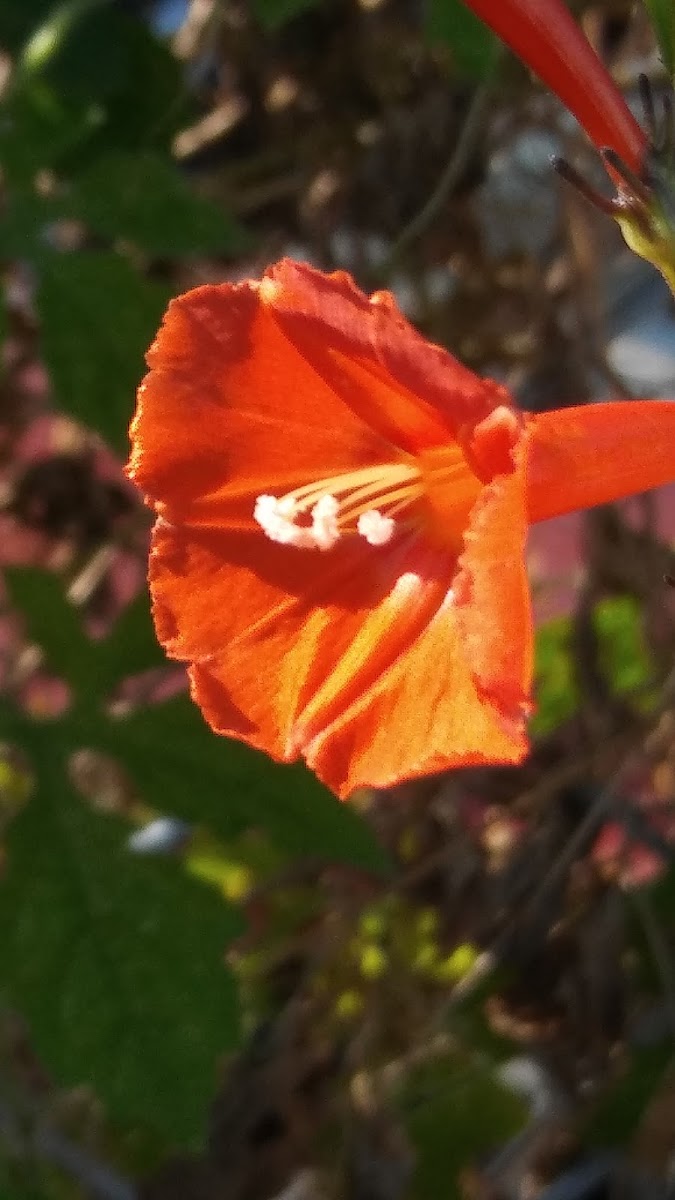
[4,567,105,699]
[92,591,169,694]
[532,596,655,737]
[0,573,247,1142]
[5,568,387,872]
[18,2,190,145]
[0,726,242,1145]
[593,595,654,701]
[1,3,191,179]
[425,0,499,79]
[0,188,68,258]
[253,0,322,31]
[532,615,578,735]
[645,0,675,78]
[0,567,388,1139]
[19,0,110,85]
[72,151,249,257]
[3,570,167,703]
[0,0,57,54]
[36,250,169,453]
[403,1055,525,1199]
[588,1044,673,1145]
[0,82,101,182]
[100,694,390,870]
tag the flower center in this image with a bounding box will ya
[254,444,482,551]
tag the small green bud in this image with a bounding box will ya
[360,943,388,980]
[435,943,478,983]
[334,989,364,1020]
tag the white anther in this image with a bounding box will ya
[254,493,341,550]
[254,494,297,543]
[310,494,340,550]
[254,494,314,547]
[255,494,396,551]
[357,509,395,545]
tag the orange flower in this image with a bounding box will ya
[128,260,675,799]
[459,0,646,173]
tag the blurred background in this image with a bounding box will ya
[2,1,675,1199]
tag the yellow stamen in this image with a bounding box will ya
[339,480,423,523]
[287,462,420,511]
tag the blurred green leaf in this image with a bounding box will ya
[532,615,578,735]
[0,83,102,182]
[594,595,654,702]
[253,0,322,31]
[403,1055,525,1199]
[645,0,675,77]
[36,250,170,454]
[0,0,57,54]
[17,1,188,139]
[0,567,389,1137]
[99,694,390,869]
[1,3,190,179]
[0,724,243,1145]
[5,567,108,700]
[533,596,655,736]
[0,188,68,257]
[0,1157,51,1200]
[4,570,167,702]
[73,152,249,256]
[425,0,499,79]
[4,568,388,870]
[588,1044,673,1145]
[19,0,123,93]
[92,591,169,695]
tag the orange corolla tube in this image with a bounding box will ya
[460,0,646,174]
[128,260,675,799]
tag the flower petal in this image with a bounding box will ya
[303,458,532,796]
[526,401,675,523]
[264,260,510,456]
[148,437,532,798]
[129,274,391,528]
[455,431,533,718]
[301,598,529,797]
[459,0,646,171]
[152,524,458,779]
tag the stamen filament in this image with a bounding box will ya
[287,461,418,509]
[387,494,421,518]
[339,481,422,523]
[254,439,481,553]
